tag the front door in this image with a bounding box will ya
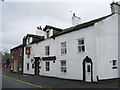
[83,56,93,82]
[85,63,91,82]
[35,60,39,75]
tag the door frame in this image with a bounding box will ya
[83,56,93,82]
[34,60,39,75]
[34,57,41,75]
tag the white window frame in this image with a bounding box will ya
[77,38,85,53]
[61,42,67,55]
[45,62,50,71]
[60,60,67,73]
[112,60,117,69]
[45,46,50,55]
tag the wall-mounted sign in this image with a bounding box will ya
[26,47,30,55]
[42,56,56,61]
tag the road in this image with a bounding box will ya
[2,75,40,88]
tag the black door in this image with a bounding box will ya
[35,60,39,75]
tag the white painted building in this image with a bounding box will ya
[23,2,120,82]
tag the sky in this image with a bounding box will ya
[0,0,120,52]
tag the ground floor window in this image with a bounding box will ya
[112,60,117,69]
[45,62,50,71]
[61,60,67,73]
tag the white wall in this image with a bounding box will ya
[95,14,118,80]
[118,14,120,78]
[30,24,97,81]
[23,46,35,75]
[23,14,119,82]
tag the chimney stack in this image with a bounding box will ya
[110,1,120,14]
[36,26,45,36]
[72,13,81,26]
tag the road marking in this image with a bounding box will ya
[0,73,53,89]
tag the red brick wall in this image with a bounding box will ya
[10,47,24,73]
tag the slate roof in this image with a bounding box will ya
[26,34,44,44]
[11,44,24,50]
[51,13,114,38]
[10,13,114,50]
[43,25,63,32]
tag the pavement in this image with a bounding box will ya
[1,70,120,89]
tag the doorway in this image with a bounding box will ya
[83,56,93,82]
[34,57,41,75]
[35,60,39,75]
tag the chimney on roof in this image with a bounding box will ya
[72,13,81,26]
[110,1,120,14]
[36,26,45,36]
[22,36,26,45]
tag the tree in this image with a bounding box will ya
[0,49,10,64]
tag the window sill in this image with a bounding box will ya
[61,54,67,56]
[77,52,85,54]
[46,71,50,73]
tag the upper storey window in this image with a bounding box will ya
[61,42,67,55]
[27,37,32,45]
[78,38,85,53]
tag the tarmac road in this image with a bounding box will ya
[2,75,40,88]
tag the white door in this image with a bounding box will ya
[85,63,91,82]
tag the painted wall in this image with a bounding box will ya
[23,14,119,82]
[118,14,120,78]
[23,46,35,74]
[24,24,97,81]
[95,14,118,80]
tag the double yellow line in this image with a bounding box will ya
[0,73,53,90]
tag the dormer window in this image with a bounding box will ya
[27,37,32,45]
[46,31,50,38]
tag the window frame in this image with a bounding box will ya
[45,62,50,71]
[60,60,67,73]
[45,46,50,55]
[112,60,117,69]
[61,42,67,55]
[77,38,85,53]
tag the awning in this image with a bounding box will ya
[42,56,56,61]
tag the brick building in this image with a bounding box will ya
[10,44,24,73]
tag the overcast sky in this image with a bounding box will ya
[0,0,119,52]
